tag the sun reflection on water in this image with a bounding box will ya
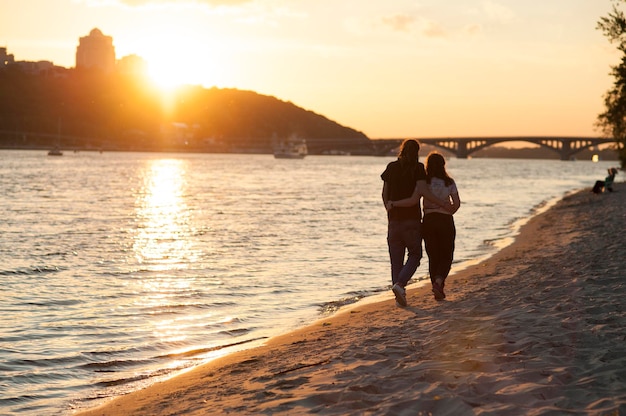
[134,159,195,269]
[132,159,202,343]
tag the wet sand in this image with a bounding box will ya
[77,183,626,415]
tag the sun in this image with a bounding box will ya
[125,23,238,92]
[147,61,186,90]
[144,47,226,92]
[137,33,214,90]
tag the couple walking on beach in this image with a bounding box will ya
[381,139,461,307]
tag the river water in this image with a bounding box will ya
[0,150,616,415]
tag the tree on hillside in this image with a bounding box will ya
[597,1,626,169]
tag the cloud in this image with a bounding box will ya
[419,19,447,38]
[481,0,514,22]
[379,13,448,39]
[464,23,483,36]
[381,14,416,33]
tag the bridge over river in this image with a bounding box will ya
[0,130,619,160]
[370,136,618,160]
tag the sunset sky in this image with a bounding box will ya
[0,0,620,139]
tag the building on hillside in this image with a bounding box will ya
[1,47,15,66]
[0,46,65,76]
[75,28,115,72]
[117,54,148,76]
[13,60,54,73]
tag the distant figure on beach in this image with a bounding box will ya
[381,140,450,307]
[592,167,618,194]
[389,152,460,301]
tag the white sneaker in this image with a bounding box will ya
[392,284,407,307]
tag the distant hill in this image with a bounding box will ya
[0,67,372,154]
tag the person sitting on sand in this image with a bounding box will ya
[388,152,460,301]
[592,167,618,194]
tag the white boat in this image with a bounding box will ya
[48,147,63,156]
[274,137,308,159]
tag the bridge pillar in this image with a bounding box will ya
[560,140,571,161]
[456,141,468,159]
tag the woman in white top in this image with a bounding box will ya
[388,152,460,301]
[422,152,460,300]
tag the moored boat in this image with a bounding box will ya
[273,137,307,159]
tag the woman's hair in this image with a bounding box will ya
[426,152,454,186]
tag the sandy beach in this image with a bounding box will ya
[77,183,626,416]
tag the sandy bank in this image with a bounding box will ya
[76,183,626,416]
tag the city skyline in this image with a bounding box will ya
[0,0,620,139]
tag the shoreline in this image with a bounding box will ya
[75,184,626,415]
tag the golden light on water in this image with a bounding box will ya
[131,159,202,342]
[133,159,194,269]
